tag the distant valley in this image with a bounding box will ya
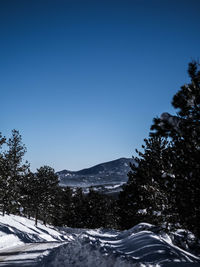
[57,157,135,195]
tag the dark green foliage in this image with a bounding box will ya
[1,130,29,215]
[50,186,74,227]
[35,166,59,225]
[118,62,200,232]
[0,133,6,148]
[150,61,200,236]
[118,137,172,230]
[47,186,118,229]
[0,133,6,214]
[84,188,118,228]
[20,170,41,223]
[70,187,87,228]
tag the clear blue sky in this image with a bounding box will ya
[1,0,200,171]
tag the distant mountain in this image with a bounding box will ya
[57,158,135,195]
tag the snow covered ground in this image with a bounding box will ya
[0,214,73,246]
[0,214,200,266]
[40,224,200,267]
[0,214,74,266]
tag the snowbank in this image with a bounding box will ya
[0,214,72,250]
[0,215,200,267]
[40,223,200,267]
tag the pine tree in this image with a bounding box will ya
[0,133,6,149]
[2,130,28,215]
[118,137,171,230]
[151,61,200,236]
[71,187,87,228]
[35,166,59,225]
[60,186,74,226]
[0,133,6,215]
[84,188,117,228]
[20,170,40,219]
[50,186,74,226]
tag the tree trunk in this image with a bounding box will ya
[2,204,5,216]
[35,210,38,226]
[43,216,46,226]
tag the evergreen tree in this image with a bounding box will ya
[20,170,40,219]
[71,187,87,228]
[60,186,75,226]
[35,166,59,225]
[0,133,6,215]
[118,137,171,230]
[50,186,74,227]
[0,133,6,149]
[151,61,200,236]
[85,188,117,228]
[2,130,28,215]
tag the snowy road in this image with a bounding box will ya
[0,242,64,266]
[0,215,200,267]
[0,238,200,267]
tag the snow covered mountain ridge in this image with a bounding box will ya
[57,158,135,194]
